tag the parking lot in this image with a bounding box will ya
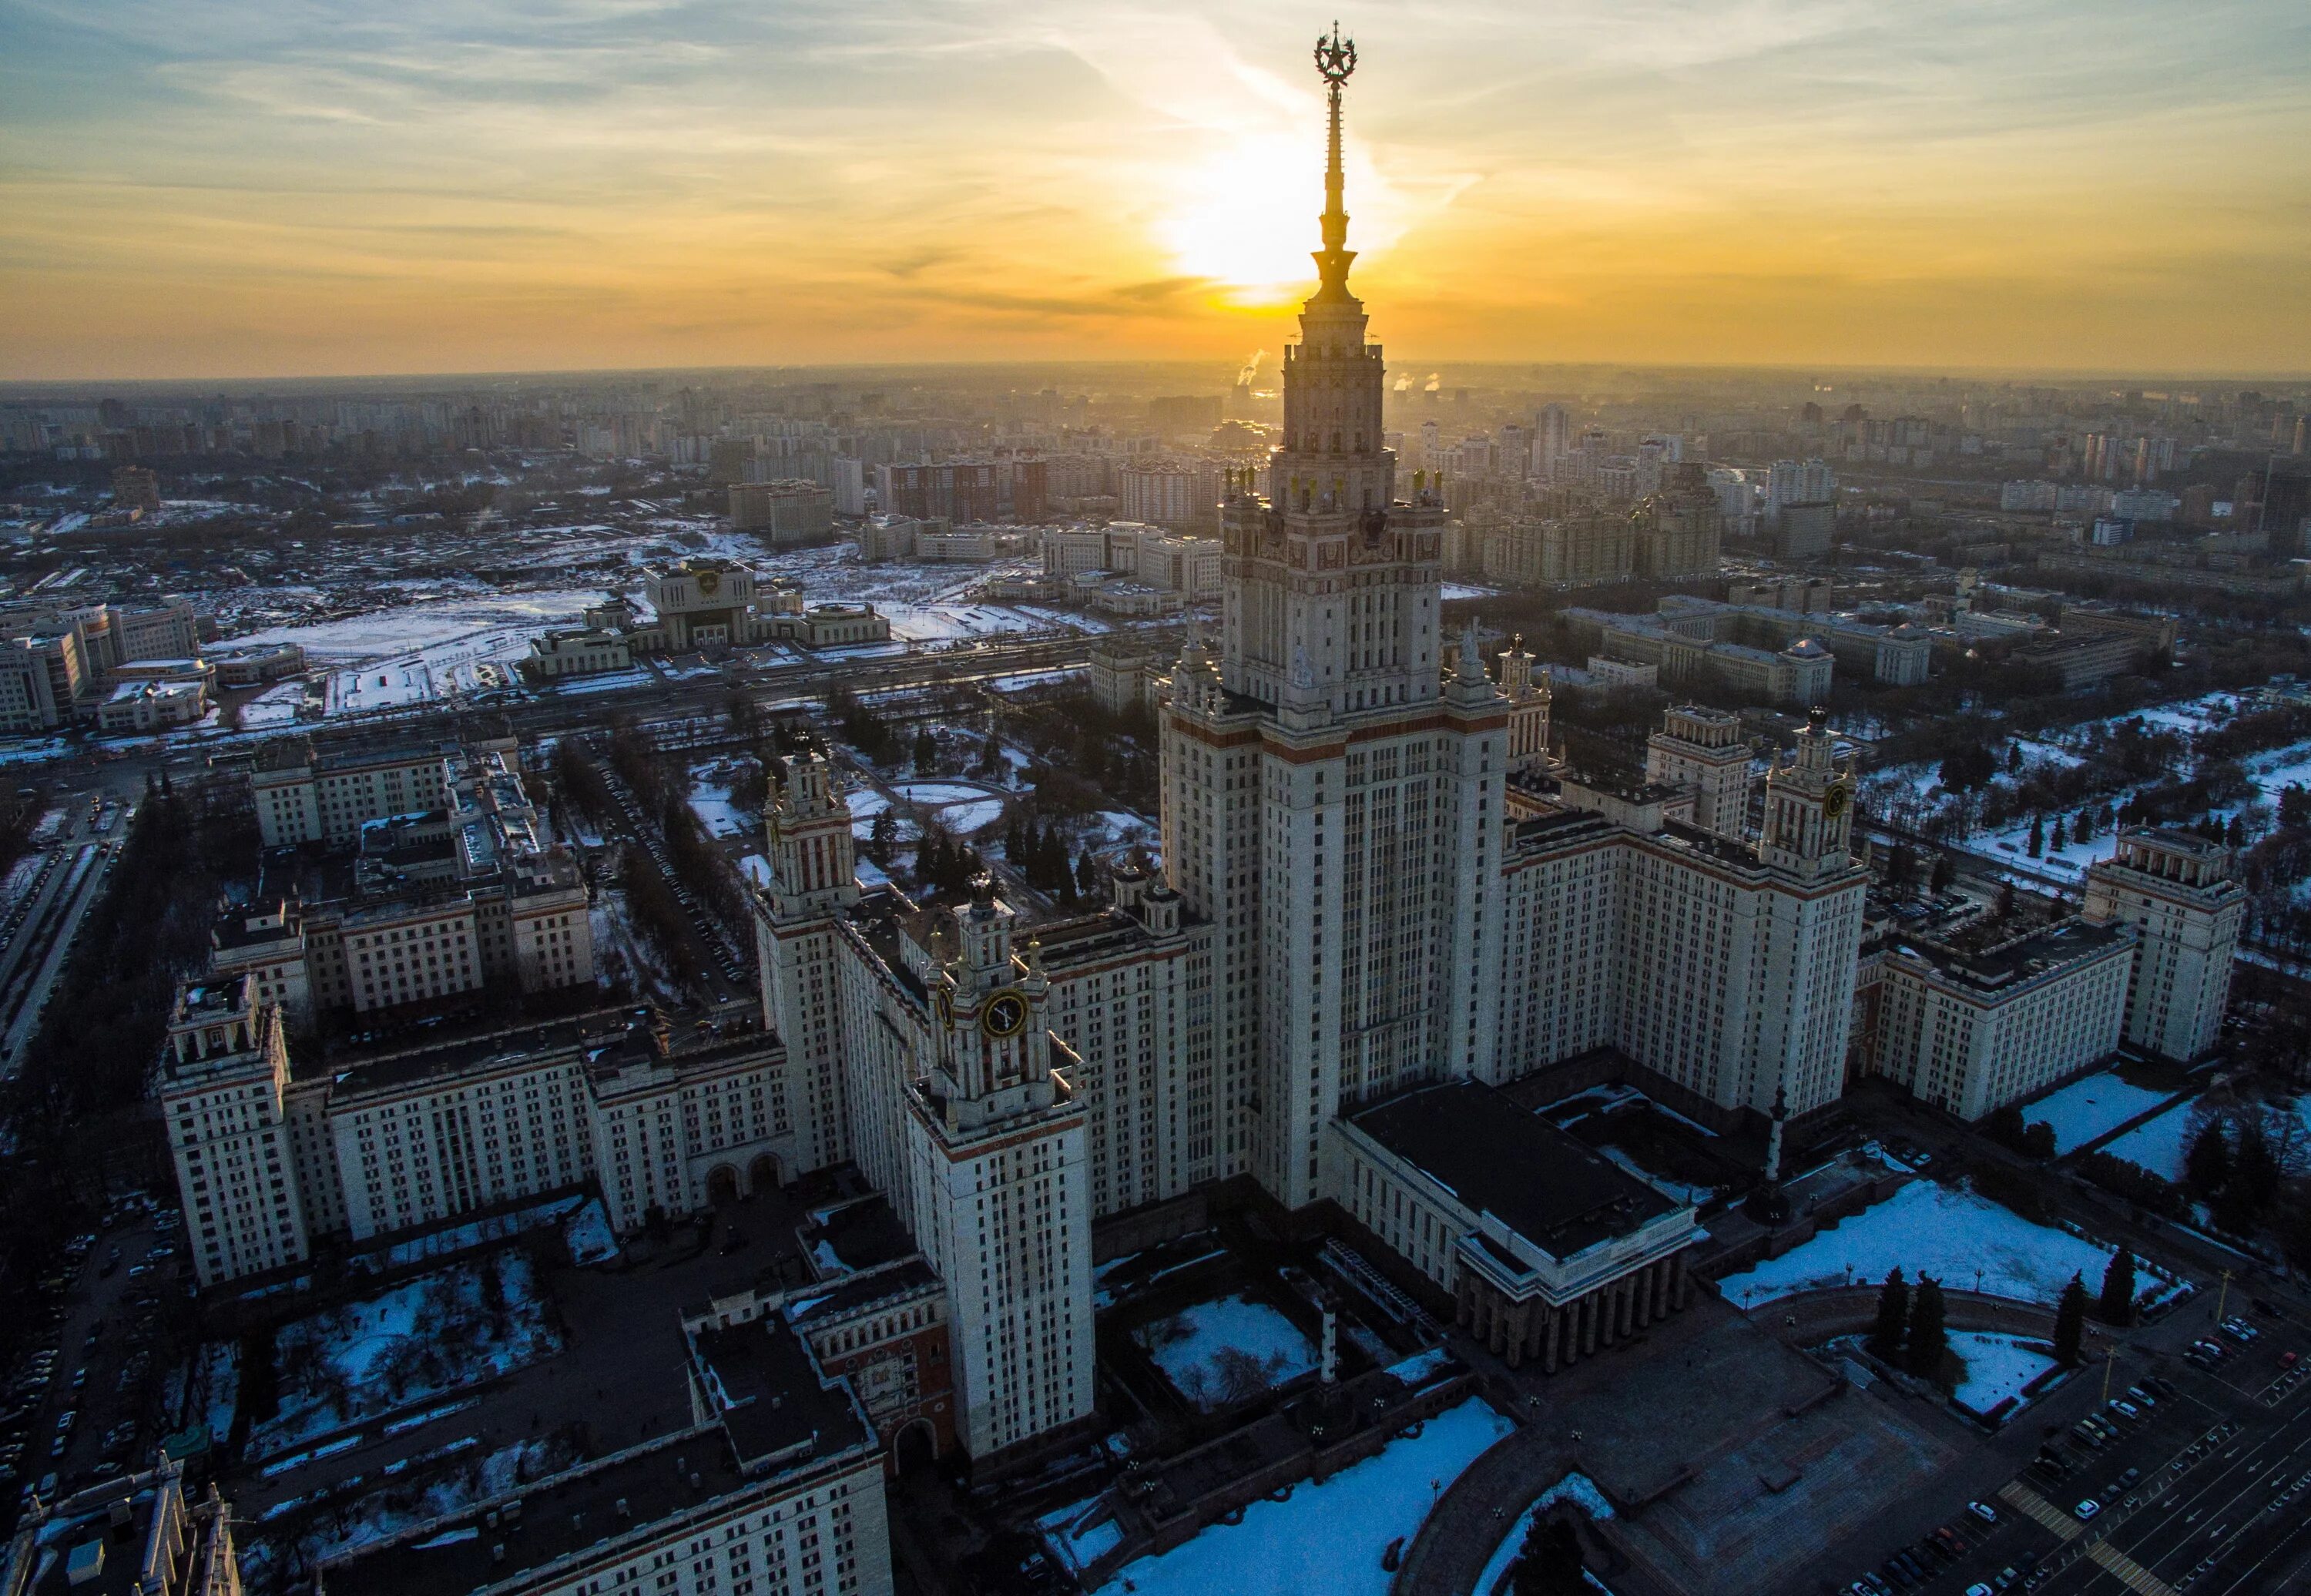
[1,1195,193,1519]
[1822,1293,2311,1596]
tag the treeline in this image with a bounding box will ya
[1008,692,1160,814]
[1004,815,1097,907]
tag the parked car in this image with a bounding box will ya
[2075,1499,2101,1521]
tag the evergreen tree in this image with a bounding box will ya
[2097,1248,2137,1326]
[2075,806,2096,842]
[2214,1178,2262,1237]
[2007,743,2024,775]
[2183,1118,2231,1199]
[1930,851,1957,894]
[2021,1121,2058,1162]
[2050,815,2068,850]
[1905,1277,1948,1377]
[913,729,938,773]
[2236,1112,2282,1213]
[2053,1275,2088,1366]
[1984,1104,2028,1152]
[1868,1268,1910,1357]
[2028,815,2045,857]
[1510,1517,1588,1596]
[1997,880,2018,920]
[1886,844,1915,890]
[867,810,897,867]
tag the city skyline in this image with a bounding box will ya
[4,0,2309,381]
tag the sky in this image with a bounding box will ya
[2,0,2308,381]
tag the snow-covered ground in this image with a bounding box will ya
[247,1252,563,1457]
[230,588,602,664]
[2023,1072,2179,1155]
[563,1199,618,1266]
[1038,1496,1125,1581]
[875,780,1010,837]
[1089,1399,1516,1596]
[687,761,755,840]
[1715,1180,2117,1308]
[1950,1332,2059,1415]
[320,625,537,715]
[2101,1101,2198,1181]
[1473,1473,1615,1596]
[1133,1293,1317,1412]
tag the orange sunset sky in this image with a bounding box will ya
[3,0,2308,381]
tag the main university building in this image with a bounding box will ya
[161,52,2242,1490]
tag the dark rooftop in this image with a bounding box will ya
[1351,1080,1679,1260]
[785,1257,941,1329]
[692,1316,875,1468]
[1892,915,2132,994]
[328,1324,872,1596]
[797,1194,917,1281]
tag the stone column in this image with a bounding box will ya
[1582,1290,1600,1355]
[1544,1306,1561,1373]
[1635,1268,1652,1329]
[1672,1250,1689,1311]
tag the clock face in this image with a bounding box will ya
[1823,784,1850,820]
[981,989,1031,1039]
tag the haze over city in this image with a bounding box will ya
[5,0,2310,379]
[4,9,2311,1596]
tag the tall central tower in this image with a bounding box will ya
[1166,31,1508,1209]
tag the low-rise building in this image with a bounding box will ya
[1333,1079,1698,1372]
[522,625,632,679]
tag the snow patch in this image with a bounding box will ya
[1089,1400,1514,1596]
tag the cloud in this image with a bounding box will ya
[2,0,2308,377]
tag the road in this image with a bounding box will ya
[2044,1350,2311,1595]
[29,627,1161,813]
[0,802,128,1078]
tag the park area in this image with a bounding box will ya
[1718,1179,2125,1308]
[243,1249,565,1459]
[1131,1293,1319,1413]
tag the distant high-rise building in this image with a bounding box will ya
[1535,404,1571,474]
[112,464,161,515]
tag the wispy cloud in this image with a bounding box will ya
[0,0,2306,376]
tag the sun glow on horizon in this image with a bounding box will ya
[1150,124,1416,307]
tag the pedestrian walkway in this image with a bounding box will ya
[2085,1539,2178,1596]
[1997,1480,2081,1541]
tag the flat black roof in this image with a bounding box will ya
[1350,1080,1677,1260]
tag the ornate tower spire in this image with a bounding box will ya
[1312,22,1358,301]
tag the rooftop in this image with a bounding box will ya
[1890,916,2133,996]
[1351,1079,1679,1262]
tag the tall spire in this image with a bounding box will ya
[1311,22,1358,301]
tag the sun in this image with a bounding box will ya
[1152,132,1327,303]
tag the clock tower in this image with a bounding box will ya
[1760,707,1856,880]
[903,877,1093,1460]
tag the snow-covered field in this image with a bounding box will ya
[2023,1071,2179,1155]
[1090,1399,1516,1596]
[2101,1101,2198,1181]
[1715,1180,2117,1308]
[1950,1332,2059,1415]
[321,626,536,715]
[1133,1293,1317,1412]
[247,1251,563,1457]
[230,588,602,663]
